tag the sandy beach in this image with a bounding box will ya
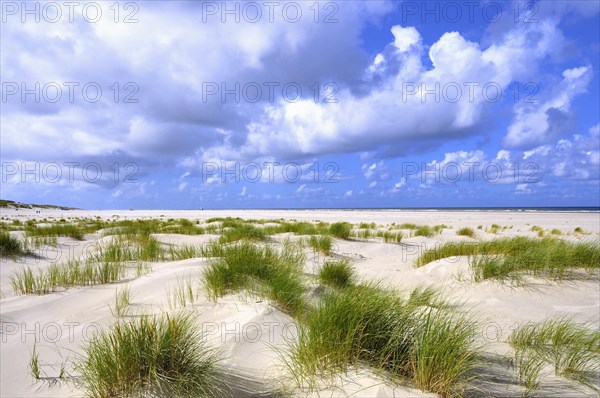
[1,209,598,397]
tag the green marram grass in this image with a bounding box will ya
[416,237,599,282]
[318,258,355,288]
[308,235,332,255]
[287,283,478,397]
[25,223,87,240]
[218,223,267,243]
[0,231,24,257]
[413,224,446,237]
[114,287,132,317]
[10,231,211,295]
[203,241,306,315]
[80,313,223,398]
[377,230,403,243]
[11,258,130,295]
[509,316,599,390]
[513,350,545,396]
[329,222,352,239]
[457,227,476,238]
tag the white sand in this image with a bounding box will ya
[1,209,598,397]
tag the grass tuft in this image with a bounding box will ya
[114,287,131,317]
[308,235,332,255]
[80,313,222,398]
[318,259,354,288]
[30,343,41,380]
[457,227,475,238]
[410,310,478,395]
[417,237,599,282]
[219,223,267,243]
[203,241,305,315]
[514,350,544,396]
[0,231,24,257]
[329,222,351,239]
[167,276,197,309]
[288,283,478,396]
[509,316,599,388]
[414,225,435,237]
[380,231,403,243]
[26,223,86,240]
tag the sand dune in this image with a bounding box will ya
[1,209,598,397]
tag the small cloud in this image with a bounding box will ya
[344,190,353,198]
[515,183,531,193]
[362,161,389,181]
[179,171,190,181]
[394,178,406,189]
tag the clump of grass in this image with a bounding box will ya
[168,218,205,235]
[318,259,354,288]
[0,231,24,257]
[11,267,45,294]
[418,237,599,282]
[203,241,305,315]
[509,317,599,387]
[219,223,267,243]
[136,235,165,261]
[469,256,513,283]
[381,231,403,243]
[475,240,598,282]
[410,309,478,395]
[414,225,437,237]
[91,235,167,263]
[407,285,443,308]
[399,223,418,229]
[30,343,42,380]
[11,258,131,295]
[574,227,585,234]
[308,235,332,255]
[530,226,543,233]
[551,228,562,236]
[80,313,222,398]
[457,227,475,238]
[356,228,372,240]
[114,287,131,317]
[26,223,86,240]
[24,235,58,250]
[169,244,203,261]
[416,241,483,267]
[288,284,478,396]
[514,351,544,396]
[263,221,327,236]
[167,276,197,309]
[329,222,351,239]
[434,224,448,232]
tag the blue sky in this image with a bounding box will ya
[1,0,599,209]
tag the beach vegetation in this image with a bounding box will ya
[318,259,354,288]
[203,241,306,315]
[80,313,222,398]
[287,283,478,396]
[457,227,475,238]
